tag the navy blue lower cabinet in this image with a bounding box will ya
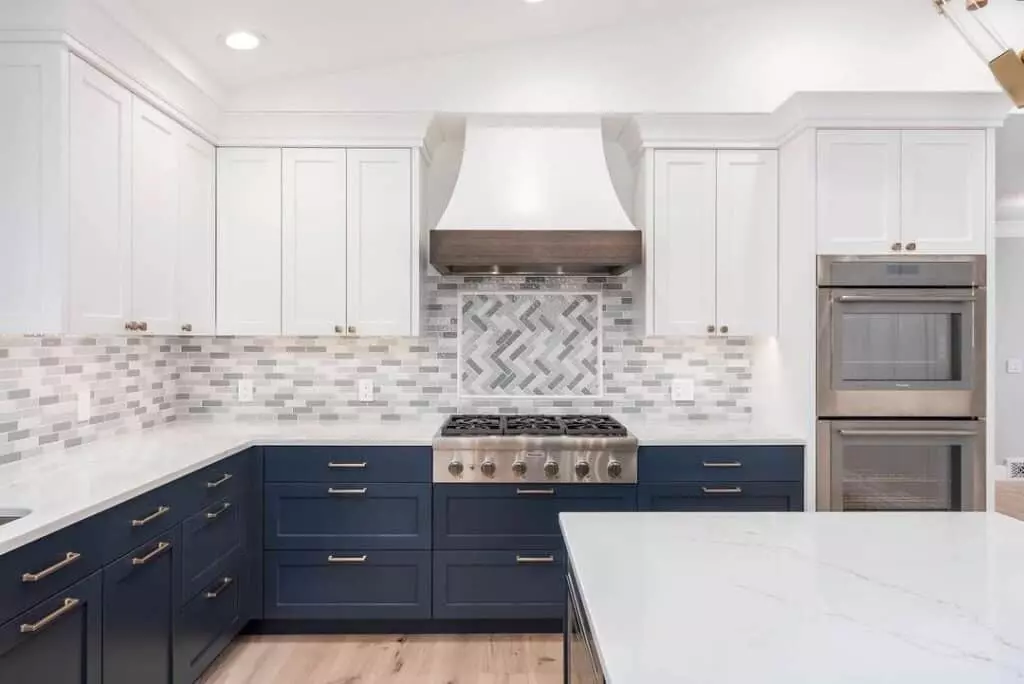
[638,446,804,483]
[433,550,566,620]
[263,550,431,620]
[181,495,244,603]
[174,549,245,684]
[433,484,636,550]
[265,483,431,550]
[0,570,103,684]
[102,530,180,684]
[637,482,804,512]
[264,446,432,484]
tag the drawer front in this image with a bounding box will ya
[433,484,636,550]
[265,483,430,550]
[102,481,188,562]
[433,550,566,620]
[639,446,804,483]
[0,514,105,624]
[264,446,431,483]
[637,482,805,512]
[174,549,243,684]
[179,453,246,513]
[264,550,430,620]
[182,496,244,603]
[0,571,103,684]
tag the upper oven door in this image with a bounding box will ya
[818,288,985,418]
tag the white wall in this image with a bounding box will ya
[996,238,1024,465]
[227,0,999,114]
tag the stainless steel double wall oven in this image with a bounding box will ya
[816,256,986,511]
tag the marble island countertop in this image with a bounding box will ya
[560,512,1024,684]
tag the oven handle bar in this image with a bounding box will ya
[835,294,976,304]
[838,429,979,438]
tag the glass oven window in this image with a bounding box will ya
[839,310,962,383]
[841,444,962,511]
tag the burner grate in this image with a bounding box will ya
[441,415,504,437]
[442,414,629,438]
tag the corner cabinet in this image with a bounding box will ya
[817,129,987,255]
[649,149,778,338]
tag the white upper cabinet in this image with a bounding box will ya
[130,98,178,335]
[176,129,216,335]
[716,150,779,338]
[816,130,902,255]
[817,129,987,255]
[69,55,133,335]
[901,130,987,254]
[217,148,283,335]
[652,150,718,336]
[282,148,348,336]
[346,149,414,337]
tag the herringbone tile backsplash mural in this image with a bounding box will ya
[0,274,756,463]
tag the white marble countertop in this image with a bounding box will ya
[561,512,1024,684]
[627,421,805,446]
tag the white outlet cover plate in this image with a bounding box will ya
[238,379,255,402]
[358,379,375,403]
[1008,359,1024,375]
[76,390,91,422]
[671,378,695,402]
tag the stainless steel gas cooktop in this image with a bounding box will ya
[432,414,638,484]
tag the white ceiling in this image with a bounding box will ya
[114,0,692,90]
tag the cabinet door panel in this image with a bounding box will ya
[346,149,414,336]
[817,131,901,255]
[176,130,216,335]
[69,55,132,334]
[652,150,717,335]
[433,549,565,620]
[637,482,804,512]
[901,130,987,254]
[174,549,243,684]
[216,148,282,335]
[282,148,348,335]
[131,98,179,335]
[716,150,778,337]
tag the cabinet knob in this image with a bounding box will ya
[334,325,344,334]
[181,323,193,333]
[905,242,918,252]
[720,325,729,335]
[124,321,136,332]
[706,325,716,334]
[348,325,357,335]
[138,321,148,332]
[891,242,903,252]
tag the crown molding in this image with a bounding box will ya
[217,110,438,150]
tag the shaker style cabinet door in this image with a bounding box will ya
[130,98,179,335]
[175,129,216,336]
[216,148,283,335]
[715,150,778,337]
[68,55,133,334]
[345,149,414,337]
[651,150,718,336]
[282,148,348,336]
[816,130,902,255]
[900,130,987,254]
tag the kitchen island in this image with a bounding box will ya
[561,512,1024,683]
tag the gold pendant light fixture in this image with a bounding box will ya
[935,0,1024,107]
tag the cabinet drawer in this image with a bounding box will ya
[264,550,430,620]
[433,484,636,550]
[265,483,430,550]
[174,549,243,684]
[638,446,803,483]
[433,550,565,620]
[264,446,431,483]
[182,496,244,603]
[637,482,804,512]
[0,514,105,623]
[178,453,246,513]
[102,481,188,562]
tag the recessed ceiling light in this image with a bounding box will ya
[225,31,261,51]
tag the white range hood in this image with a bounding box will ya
[430,116,641,275]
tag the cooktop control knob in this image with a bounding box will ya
[544,460,560,478]
[448,460,464,477]
[607,460,623,479]
[512,460,527,477]
[480,460,497,478]
[575,461,591,479]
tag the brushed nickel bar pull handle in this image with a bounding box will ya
[204,577,234,600]
[131,541,171,566]
[21,552,81,583]
[205,503,232,520]
[20,598,80,634]
[328,487,367,495]
[328,554,368,563]
[836,294,977,304]
[516,488,555,495]
[328,462,368,469]
[516,555,556,564]
[838,429,978,437]
[702,461,743,468]
[131,505,170,528]
[206,473,233,489]
[701,486,743,494]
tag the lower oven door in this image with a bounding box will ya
[567,571,604,684]
[817,420,985,511]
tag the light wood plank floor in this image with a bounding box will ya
[200,634,563,684]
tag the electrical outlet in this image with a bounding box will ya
[1008,359,1024,375]
[358,379,375,403]
[76,390,91,423]
[238,379,255,403]
[671,378,695,403]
